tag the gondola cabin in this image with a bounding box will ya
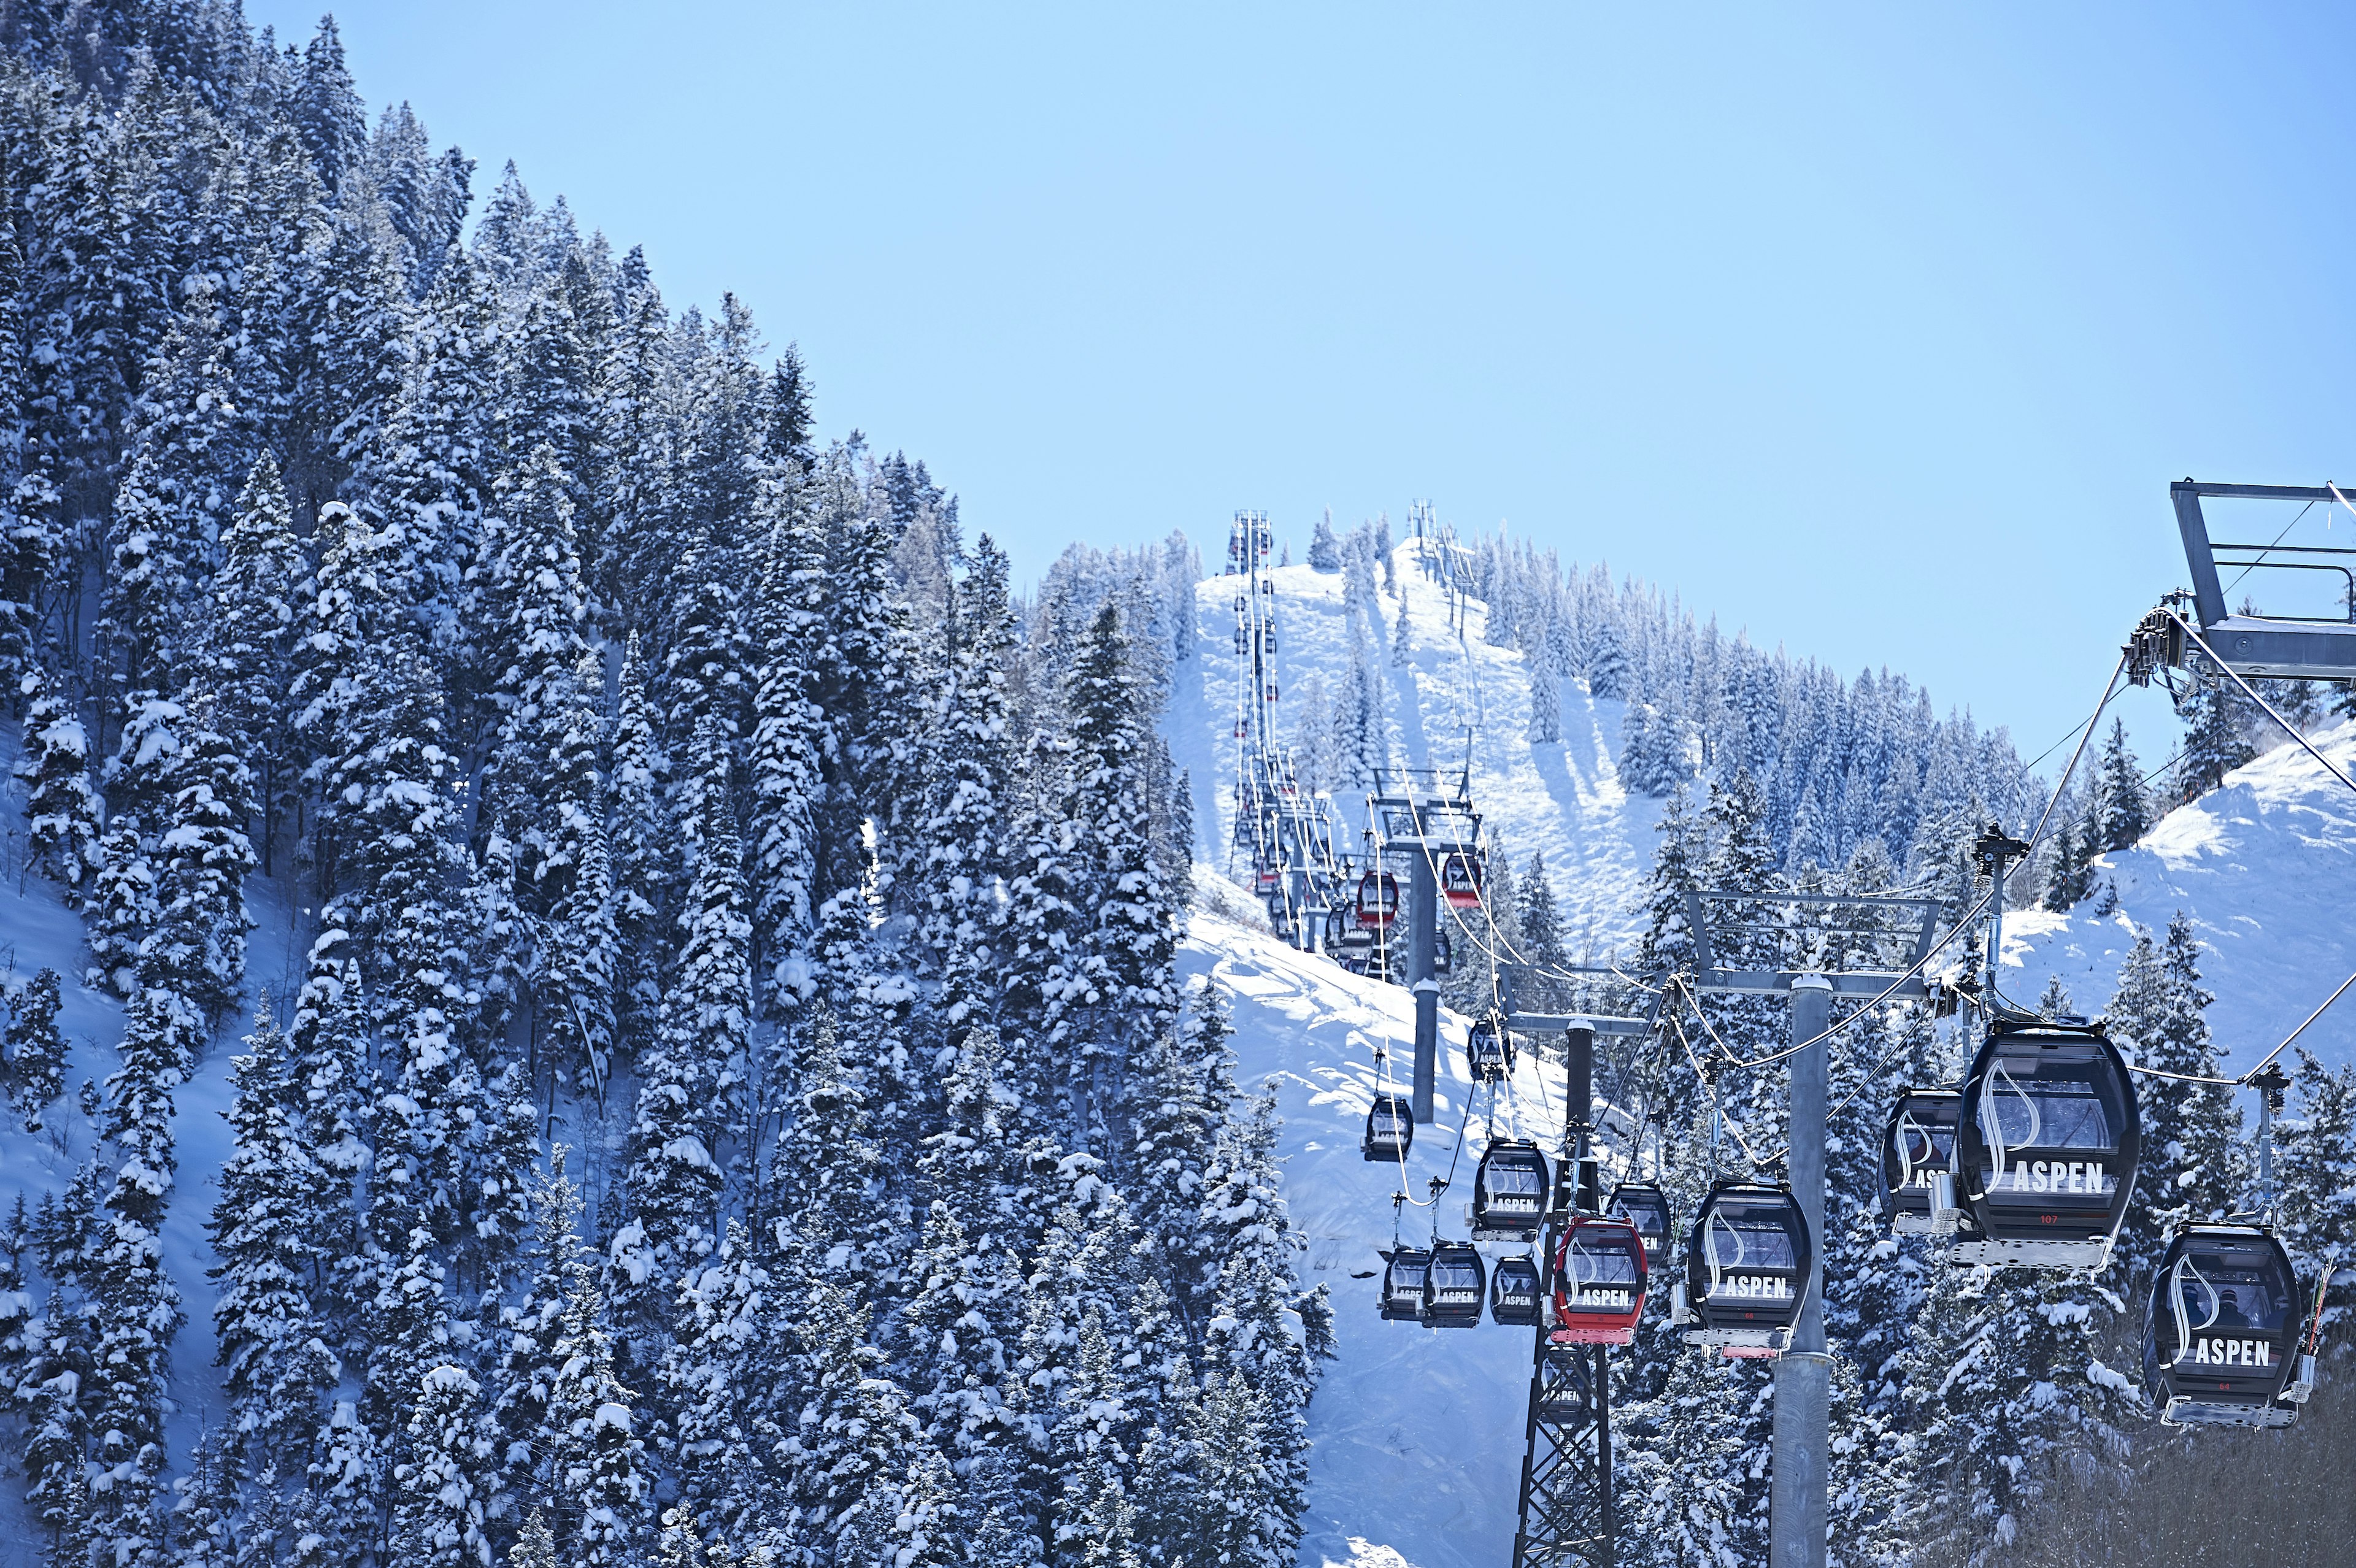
[1356,871,1401,929]
[1952,1020,2139,1270]
[1470,1139,1552,1241]
[1466,1020,1512,1083]
[1491,1253,1543,1326]
[1268,901,1295,942]
[1677,1182,1812,1358]
[2142,1224,2312,1428]
[1361,1094,1414,1163]
[1432,926,1453,978]
[1378,1248,1430,1321]
[1550,1216,1649,1345]
[1253,862,1280,896]
[1440,851,1483,910]
[1882,1088,1963,1236]
[1607,1182,1674,1267]
[1421,1240,1486,1328]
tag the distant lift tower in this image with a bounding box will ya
[1502,994,1658,1568]
[1368,772,1481,1124]
[1226,509,1349,947]
[2131,479,2356,683]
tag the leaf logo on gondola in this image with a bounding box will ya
[1895,1108,1925,1191]
[2168,1251,2222,1369]
[1567,1230,1597,1302]
[1978,1063,2039,1189]
[1704,1209,1745,1298]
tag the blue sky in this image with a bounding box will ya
[249,2,2356,764]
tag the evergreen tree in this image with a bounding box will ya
[2176,664,2255,801]
[201,455,304,873]
[15,668,102,904]
[6,968,68,1132]
[608,633,669,1061]
[208,996,343,1479]
[2090,717,2150,851]
[1279,511,1325,576]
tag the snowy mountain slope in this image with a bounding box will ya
[2004,717,2356,1074]
[1177,542,1661,961]
[1180,877,1580,1568]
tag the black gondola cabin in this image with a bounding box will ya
[1379,1248,1429,1321]
[1491,1253,1543,1326]
[1356,871,1401,929]
[1607,1182,1674,1267]
[1952,1020,2139,1270]
[1882,1088,1962,1236]
[1470,1139,1551,1240]
[1361,1094,1414,1163]
[2142,1224,2311,1428]
[1466,1019,1512,1082]
[1678,1182,1812,1358]
[1421,1240,1486,1328]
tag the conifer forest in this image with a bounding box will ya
[0,8,2348,1568]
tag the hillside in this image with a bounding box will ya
[2007,719,2356,1072]
[1174,542,1660,961]
[1179,880,1558,1568]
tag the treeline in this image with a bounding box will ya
[0,7,1322,1568]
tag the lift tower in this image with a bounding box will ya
[1369,774,1481,1123]
[1682,890,1941,1568]
[1226,512,1350,946]
[1504,985,1659,1568]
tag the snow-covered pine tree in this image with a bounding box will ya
[1123,982,1237,1341]
[6,967,67,1132]
[608,633,669,1060]
[658,1219,779,1542]
[387,1362,495,1568]
[779,1283,921,1566]
[1308,511,1340,572]
[202,455,306,873]
[1063,602,1177,1136]
[1195,1088,1320,1565]
[2174,661,2255,802]
[2090,718,2150,851]
[913,533,1019,1023]
[2275,1050,2356,1314]
[208,996,345,1482]
[616,736,747,1327]
[744,505,824,1001]
[15,667,102,904]
[144,692,257,1020]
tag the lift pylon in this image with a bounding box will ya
[1680,889,1939,1568]
[1508,1007,1656,1568]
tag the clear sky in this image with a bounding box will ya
[246,1,2356,763]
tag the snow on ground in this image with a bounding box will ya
[1180,892,1574,1568]
[0,721,302,1565]
[1177,543,1660,963]
[2003,718,2356,1074]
